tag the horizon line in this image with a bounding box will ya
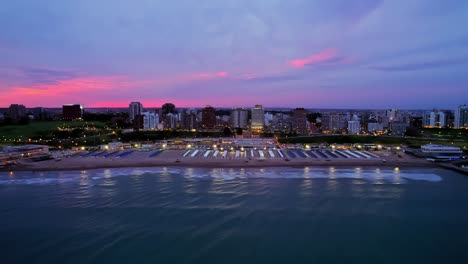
[0,105,460,111]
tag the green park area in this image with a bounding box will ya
[0,121,107,141]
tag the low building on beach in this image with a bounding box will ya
[406,144,464,160]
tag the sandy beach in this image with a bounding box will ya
[4,149,436,171]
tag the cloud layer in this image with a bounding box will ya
[0,0,467,108]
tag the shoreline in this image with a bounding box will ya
[2,158,437,172]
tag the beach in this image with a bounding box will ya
[5,149,436,171]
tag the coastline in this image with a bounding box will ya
[3,156,437,172]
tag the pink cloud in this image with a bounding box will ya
[0,69,234,107]
[237,73,259,80]
[187,71,229,80]
[0,75,132,106]
[288,48,354,68]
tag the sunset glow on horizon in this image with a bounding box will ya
[1,0,467,109]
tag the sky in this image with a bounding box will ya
[0,0,467,109]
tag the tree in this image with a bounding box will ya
[18,117,30,125]
[215,109,231,116]
[223,127,232,137]
[307,112,322,123]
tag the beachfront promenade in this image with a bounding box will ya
[9,146,433,171]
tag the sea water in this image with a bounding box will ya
[0,167,467,263]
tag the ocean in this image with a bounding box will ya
[0,166,467,263]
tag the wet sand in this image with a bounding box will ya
[4,149,436,171]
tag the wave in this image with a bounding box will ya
[0,167,442,185]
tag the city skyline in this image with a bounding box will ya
[0,102,465,111]
[1,0,468,108]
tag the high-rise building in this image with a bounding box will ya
[202,106,216,129]
[389,122,408,136]
[454,105,468,129]
[386,109,399,122]
[423,111,446,128]
[143,112,158,130]
[367,121,383,133]
[436,112,446,127]
[347,115,361,134]
[292,108,308,135]
[348,121,360,134]
[8,104,26,121]
[321,112,348,132]
[231,108,248,129]
[164,113,178,129]
[268,113,291,133]
[181,110,198,130]
[264,112,273,126]
[251,105,264,131]
[129,102,143,122]
[62,104,83,120]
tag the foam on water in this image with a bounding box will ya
[0,167,442,185]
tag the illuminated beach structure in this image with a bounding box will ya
[420,144,462,156]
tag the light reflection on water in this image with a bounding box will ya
[0,165,465,264]
[375,168,384,185]
[0,167,443,188]
[328,167,336,179]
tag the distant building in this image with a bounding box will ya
[367,122,383,133]
[409,117,423,128]
[31,107,49,120]
[309,123,320,134]
[423,111,446,128]
[202,106,216,129]
[164,113,178,129]
[221,115,230,123]
[180,110,198,130]
[379,116,390,129]
[386,109,399,122]
[251,105,265,131]
[62,104,83,120]
[347,121,361,134]
[454,105,468,129]
[321,112,348,132]
[389,122,408,136]
[216,115,230,128]
[143,112,158,130]
[347,114,361,134]
[8,104,26,121]
[292,108,308,135]
[268,113,291,133]
[129,102,143,122]
[264,112,273,126]
[231,108,248,129]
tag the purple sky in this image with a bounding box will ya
[0,0,467,109]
